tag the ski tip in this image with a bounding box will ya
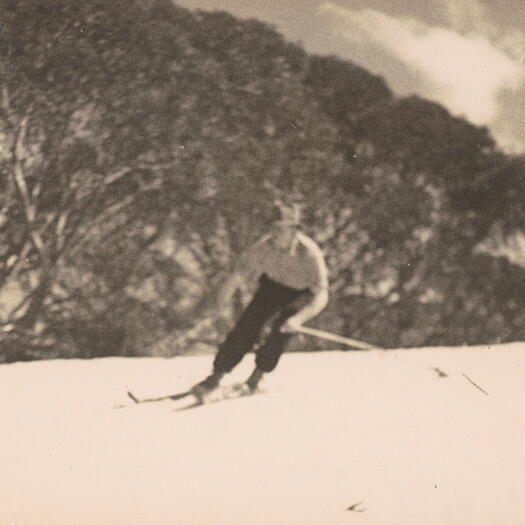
[168,390,192,401]
[127,391,140,403]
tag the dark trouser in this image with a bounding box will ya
[213,274,310,374]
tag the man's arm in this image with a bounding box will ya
[282,286,329,332]
[215,271,245,311]
[216,234,270,311]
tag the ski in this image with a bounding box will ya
[126,382,264,408]
[176,383,264,411]
[127,389,192,404]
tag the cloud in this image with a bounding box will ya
[437,0,525,60]
[319,2,525,126]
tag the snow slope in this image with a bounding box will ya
[1,343,524,525]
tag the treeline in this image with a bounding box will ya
[0,0,524,362]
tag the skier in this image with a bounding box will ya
[191,201,329,400]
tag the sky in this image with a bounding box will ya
[174,0,525,153]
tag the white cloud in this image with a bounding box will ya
[437,0,525,60]
[319,2,524,125]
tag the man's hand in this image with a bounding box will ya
[280,316,303,333]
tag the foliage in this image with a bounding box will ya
[0,0,524,362]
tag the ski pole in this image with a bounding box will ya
[295,326,381,351]
[295,327,458,383]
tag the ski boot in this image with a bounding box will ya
[190,371,223,403]
[244,368,264,393]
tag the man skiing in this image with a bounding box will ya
[191,201,329,401]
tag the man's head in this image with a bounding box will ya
[271,201,302,249]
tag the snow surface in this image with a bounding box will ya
[1,343,525,525]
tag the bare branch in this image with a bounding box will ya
[55,210,70,252]
[104,167,133,185]
[13,115,30,161]
[1,86,13,124]
[70,193,138,252]
[1,241,32,283]
[103,162,171,186]
[6,289,34,322]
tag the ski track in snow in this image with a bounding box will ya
[1,343,524,525]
